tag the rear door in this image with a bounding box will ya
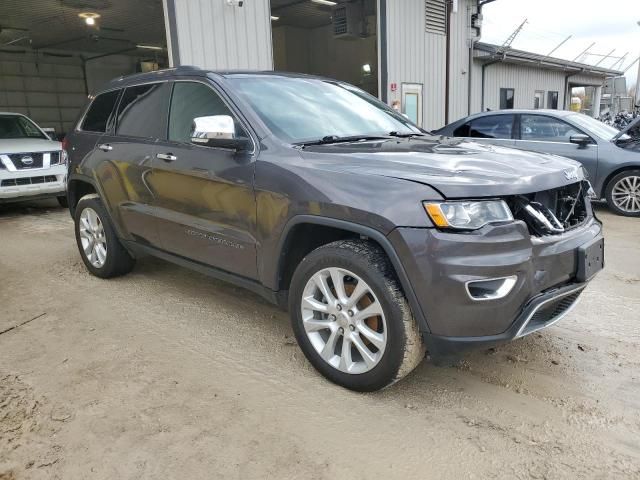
[91,82,171,247]
[452,114,516,147]
[515,114,598,179]
[149,79,258,279]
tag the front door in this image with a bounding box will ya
[149,80,258,280]
[401,83,423,127]
[515,114,599,181]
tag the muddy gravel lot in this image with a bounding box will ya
[0,200,639,479]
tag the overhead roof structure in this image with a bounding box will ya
[475,42,624,77]
[0,0,166,55]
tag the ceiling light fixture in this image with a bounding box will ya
[311,0,337,6]
[271,15,280,21]
[136,45,164,51]
[78,12,101,26]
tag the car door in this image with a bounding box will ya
[149,79,258,280]
[452,114,516,147]
[515,114,598,180]
[91,82,171,248]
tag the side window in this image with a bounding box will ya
[168,82,244,144]
[520,115,582,143]
[453,122,470,137]
[500,88,515,109]
[116,83,170,139]
[468,115,514,139]
[81,90,120,133]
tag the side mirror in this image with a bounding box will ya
[190,115,251,151]
[569,134,592,147]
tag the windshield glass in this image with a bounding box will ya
[0,115,47,140]
[228,76,421,143]
[567,113,623,140]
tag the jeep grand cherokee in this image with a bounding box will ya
[65,68,604,391]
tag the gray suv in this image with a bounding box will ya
[65,68,603,391]
[436,109,640,216]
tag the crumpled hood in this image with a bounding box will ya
[0,138,62,155]
[299,137,585,198]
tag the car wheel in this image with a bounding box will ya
[57,195,68,208]
[74,194,135,278]
[289,239,425,391]
[605,170,640,217]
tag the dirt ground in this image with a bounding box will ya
[0,199,639,480]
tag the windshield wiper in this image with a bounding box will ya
[388,131,430,138]
[295,134,393,148]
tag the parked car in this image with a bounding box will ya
[0,112,67,206]
[65,69,603,391]
[435,110,640,217]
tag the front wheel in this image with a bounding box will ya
[605,170,640,217]
[289,240,425,391]
[74,194,135,278]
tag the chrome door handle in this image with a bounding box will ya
[98,143,113,152]
[156,153,178,162]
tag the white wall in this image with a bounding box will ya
[169,0,273,70]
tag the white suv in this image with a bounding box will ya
[0,112,67,206]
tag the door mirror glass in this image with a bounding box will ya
[570,134,592,146]
[191,115,250,151]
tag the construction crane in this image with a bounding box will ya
[500,19,527,50]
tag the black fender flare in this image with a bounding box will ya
[273,215,431,335]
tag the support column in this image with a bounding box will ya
[592,85,602,118]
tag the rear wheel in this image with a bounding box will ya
[289,240,425,391]
[74,194,135,278]
[605,170,640,217]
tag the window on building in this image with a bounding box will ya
[547,91,559,109]
[534,91,545,109]
[116,83,170,139]
[81,90,120,133]
[520,115,583,143]
[169,82,244,144]
[499,88,515,109]
[455,114,514,139]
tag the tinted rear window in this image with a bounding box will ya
[116,83,169,139]
[81,90,120,133]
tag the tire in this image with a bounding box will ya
[289,239,425,391]
[605,169,640,217]
[57,195,68,208]
[74,194,135,278]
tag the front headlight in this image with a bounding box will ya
[423,200,513,230]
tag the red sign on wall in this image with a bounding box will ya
[390,82,397,92]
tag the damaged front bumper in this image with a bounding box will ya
[389,216,603,356]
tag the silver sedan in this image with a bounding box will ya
[436,110,640,216]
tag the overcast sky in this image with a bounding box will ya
[481,0,640,87]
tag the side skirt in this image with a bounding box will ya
[124,241,286,308]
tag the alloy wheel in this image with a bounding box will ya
[611,175,640,213]
[79,207,107,268]
[301,267,387,374]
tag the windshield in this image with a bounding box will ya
[228,76,421,143]
[0,115,47,140]
[567,113,623,141]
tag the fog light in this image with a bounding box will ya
[465,276,517,301]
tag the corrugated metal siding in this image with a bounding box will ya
[386,0,446,130]
[479,62,567,111]
[170,0,273,70]
[448,0,473,123]
[385,0,475,129]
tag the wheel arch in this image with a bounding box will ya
[67,175,98,217]
[272,215,430,334]
[601,165,640,198]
